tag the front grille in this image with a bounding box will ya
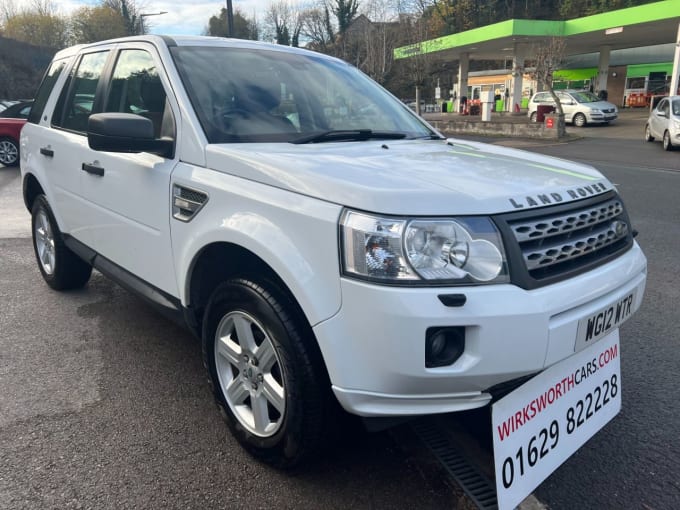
[496,192,633,289]
[602,108,615,114]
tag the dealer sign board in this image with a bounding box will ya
[492,330,622,510]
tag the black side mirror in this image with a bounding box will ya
[87,113,173,158]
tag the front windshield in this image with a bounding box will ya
[170,45,435,143]
[571,91,600,103]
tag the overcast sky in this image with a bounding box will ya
[14,0,276,36]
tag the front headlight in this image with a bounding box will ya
[340,210,509,285]
[591,109,602,114]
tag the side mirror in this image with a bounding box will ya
[87,112,173,158]
[656,110,667,118]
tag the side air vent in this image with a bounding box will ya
[172,184,208,222]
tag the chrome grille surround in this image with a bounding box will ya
[500,193,633,287]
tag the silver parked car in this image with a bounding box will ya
[528,90,618,126]
[644,95,680,151]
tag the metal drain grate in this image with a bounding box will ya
[411,420,498,510]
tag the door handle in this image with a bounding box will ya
[81,162,104,177]
[40,147,54,157]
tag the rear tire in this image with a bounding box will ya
[202,278,332,468]
[573,113,587,127]
[663,130,674,151]
[31,195,92,290]
[644,124,654,142]
[0,137,19,167]
[529,112,537,123]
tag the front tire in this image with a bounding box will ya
[644,124,654,142]
[573,113,587,127]
[203,278,331,468]
[31,195,92,290]
[663,130,674,151]
[0,137,19,166]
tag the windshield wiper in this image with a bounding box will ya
[290,129,408,145]
[412,134,445,140]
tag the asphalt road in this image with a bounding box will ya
[485,115,680,509]
[1,113,679,509]
[0,168,453,509]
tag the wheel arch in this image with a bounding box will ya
[186,241,333,382]
[663,129,673,150]
[187,242,285,322]
[23,173,45,212]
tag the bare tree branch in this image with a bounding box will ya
[529,36,567,114]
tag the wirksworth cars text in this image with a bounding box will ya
[496,341,620,443]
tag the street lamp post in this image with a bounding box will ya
[138,11,167,35]
[225,0,234,37]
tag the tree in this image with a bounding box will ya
[333,0,359,35]
[396,14,433,113]
[529,36,567,115]
[102,0,143,35]
[264,1,301,46]
[71,6,127,44]
[340,1,398,84]
[207,7,259,40]
[0,0,18,25]
[300,5,335,52]
[2,10,68,47]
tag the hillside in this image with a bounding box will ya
[0,37,56,100]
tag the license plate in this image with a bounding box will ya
[575,290,635,352]
[492,330,621,510]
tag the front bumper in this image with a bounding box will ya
[313,242,646,417]
[588,113,618,123]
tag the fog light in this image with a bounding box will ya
[425,327,465,368]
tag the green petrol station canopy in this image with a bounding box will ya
[394,0,680,62]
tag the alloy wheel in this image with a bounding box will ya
[214,311,286,437]
[0,139,18,166]
[34,209,56,275]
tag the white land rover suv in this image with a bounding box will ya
[21,36,646,468]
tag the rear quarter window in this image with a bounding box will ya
[27,59,68,124]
